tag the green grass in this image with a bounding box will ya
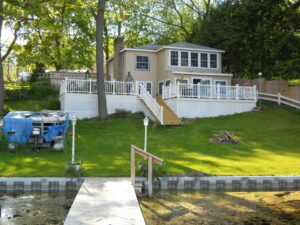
[1,102,300,177]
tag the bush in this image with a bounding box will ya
[41,97,60,110]
[28,82,58,99]
[5,88,29,100]
[0,135,8,151]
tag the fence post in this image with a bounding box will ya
[197,83,200,98]
[131,147,135,186]
[253,85,257,101]
[136,81,139,96]
[89,79,92,94]
[148,157,153,197]
[65,77,68,93]
[177,83,180,98]
[235,84,239,100]
[160,106,164,124]
[217,84,220,99]
[113,79,115,95]
[278,93,281,105]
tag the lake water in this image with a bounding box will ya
[139,190,300,225]
[0,191,77,225]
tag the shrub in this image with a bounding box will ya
[28,82,58,99]
[41,97,60,110]
[0,135,8,151]
[5,89,29,100]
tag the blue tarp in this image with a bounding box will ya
[3,111,69,144]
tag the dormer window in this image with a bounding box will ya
[210,54,217,68]
[169,50,218,69]
[181,52,189,67]
[170,51,179,66]
[200,53,208,68]
[191,52,198,67]
[136,56,149,70]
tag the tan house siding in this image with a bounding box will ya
[107,44,232,96]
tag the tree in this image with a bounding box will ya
[93,0,107,120]
[0,0,28,115]
[192,0,300,79]
[13,0,96,71]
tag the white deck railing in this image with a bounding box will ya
[139,84,164,124]
[162,83,257,101]
[60,78,136,95]
[259,92,300,109]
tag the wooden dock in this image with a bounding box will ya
[64,178,145,225]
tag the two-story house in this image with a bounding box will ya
[59,38,257,124]
[107,37,233,98]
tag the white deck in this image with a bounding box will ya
[64,178,145,225]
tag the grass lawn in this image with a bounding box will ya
[1,101,300,177]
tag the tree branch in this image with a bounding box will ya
[1,22,20,62]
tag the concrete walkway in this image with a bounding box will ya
[64,178,146,225]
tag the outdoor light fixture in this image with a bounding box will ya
[143,117,149,153]
[258,72,262,77]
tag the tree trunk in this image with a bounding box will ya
[95,0,107,120]
[0,0,4,115]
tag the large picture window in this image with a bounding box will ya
[191,52,198,67]
[210,54,217,68]
[170,51,179,66]
[201,53,208,68]
[136,56,149,70]
[181,52,189,67]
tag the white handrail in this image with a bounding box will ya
[163,83,257,101]
[139,84,164,124]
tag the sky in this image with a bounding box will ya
[2,26,13,43]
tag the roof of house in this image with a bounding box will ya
[122,42,224,53]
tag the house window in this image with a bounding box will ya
[158,81,164,95]
[191,53,198,67]
[146,82,152,94]
[200,53,208,68]
[215,80,227,86]
[170,51,179,66]
[165,79,171,86]
[181,52,189,67]
[210,54,217,68]
[136,56,149,70]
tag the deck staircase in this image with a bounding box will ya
[156,98,183,125]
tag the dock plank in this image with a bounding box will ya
[64,178,145,225]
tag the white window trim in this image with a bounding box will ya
[169,50,219,70]
[175,77,190,84]
[191,77,212,85]
[170,50,179,67]
[190,52,199,68]
[135,55,150,71]
[214,80,228,86]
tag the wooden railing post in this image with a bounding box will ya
[148,157,153,197]
[169,84,172,98]
[253,85,257,101]
[197,83,200,98]
[177,83,180,98]
[217,84,220,99]
[131,147,135,186]
[278,93,281,105]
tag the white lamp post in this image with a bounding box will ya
[143,117,149,152]
[71,117,77,164]
[258,72,263,109]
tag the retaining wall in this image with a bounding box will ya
[0,178,83,192]
[136,176,300,191]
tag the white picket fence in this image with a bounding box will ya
[162,83,257,101]
[259,92,300,109]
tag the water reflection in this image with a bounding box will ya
[0,191,77,225]
[139,191,300,225]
